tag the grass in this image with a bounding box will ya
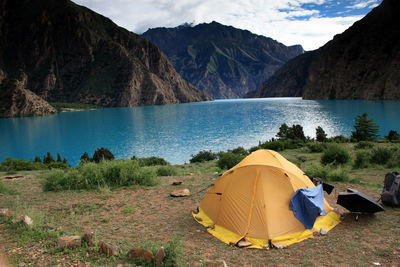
[50,102,100,112]
[1,142,400,266]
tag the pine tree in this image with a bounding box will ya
[276,123,289,139]
[56,153,62,162]
[34,156,42,163]
[43,152,55,164]
[92,148,114,163]
[351,113,379,141]
[316,126,327,142]
[80,152,91,164]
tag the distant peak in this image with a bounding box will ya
[178,22,195,28]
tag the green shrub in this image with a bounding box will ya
[217,152,245,170]
[46,161,70,170]
[249,146,260,153]
[0,158,47,171]
[164,238,186,267]
[92,148,115,163]
[43,160,158,191]
[157,166,178,176]
[306,164,350,183]
[370,147,393,165]
[135,157,170,166]
[189,150,217,163]
[387,149,400,168]
[228,147,249,156]
[386,130,400,142]
[321,144,351,165]
[328,135,349,143]
[353,151,372,169]
[354,141,374,149]
[307,142,326,153]
[316,126,327,142]
[276,124,306,141]
[260,140,286,151]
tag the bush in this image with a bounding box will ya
[276,124,306,141]
[46,161,70,170]
[353,151,372,169]
[228,146,248,156]
[135,157,170,166]
[0,158,47,171]
[189,150,217,163]
[321,144,351,165]
[386,130,400,142]
[260,140,286,151]
[43,160,158,191]
[164,238,186,267]
[316,126,327,142]
[387,149,400,168]
[307,142,326,153]
[92,148,115,163]
[328,135,349,143]
[157,166,178,176]
[217,152,245,170]
[354,141,374,149]
[370,147,393,165]
[306,164,350,183]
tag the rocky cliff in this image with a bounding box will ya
[250,0,400,100]
[0,0,209,118]
[143,22,304,98]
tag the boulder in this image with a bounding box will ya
[127,248,154,261]
[0,208,12,217]
[20,215,33,227]
[99,241,120,256]
[237,240,252,248]
[204,260,229,267]
[57,236,81,248]
[82,232,94,246]
[155,246,166,266]
[170,189,190,197]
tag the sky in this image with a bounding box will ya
[73,0,382,51]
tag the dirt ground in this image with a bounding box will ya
[1,171,400,266]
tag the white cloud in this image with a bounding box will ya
[346,0,379,9]
[72,0,373,50]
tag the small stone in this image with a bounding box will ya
[127,248,154,260]
[237,240,252,248]
[194,216,202,222]
[206,225,215,230]
[170,188,190,197]
[82,232,94,246]
[57,236,81,248]
[116,264,123,267]
[99,241,120,256]
[155,246,166,267]
[20,215,33,227]
[263,244,270,249]
[272,242,288,249]
[172,181,182,185]
[204,260,228,267]
[0,208,12,217]
[320,228,328,235]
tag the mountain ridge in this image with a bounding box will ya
[0,0,209,118]
[143,22,304,99]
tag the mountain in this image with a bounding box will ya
[142,22,304,99]
[249,0,400,100]
[0,0,209,118]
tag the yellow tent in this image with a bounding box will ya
[192,149,340,248]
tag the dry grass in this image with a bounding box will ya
[1,153,400,266]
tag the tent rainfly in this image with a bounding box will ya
[193,149,340,248]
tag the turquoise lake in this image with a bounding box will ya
[1,98,399,166]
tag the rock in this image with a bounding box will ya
[272,242,288,249]
[155,246,166,267]
[320,228,328,235]
[20,215,33,227]
[172,181,182,185]
[57,236,81,248]
[0,208,12,217]
[204,260,228,267]
[127,248,154,261]
[194,216,203,222]
[237,240,252,248]
[170,188,190,197]
[99,241,120,256]
[82,232,94,246]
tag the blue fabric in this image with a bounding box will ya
[290,184,326,229]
